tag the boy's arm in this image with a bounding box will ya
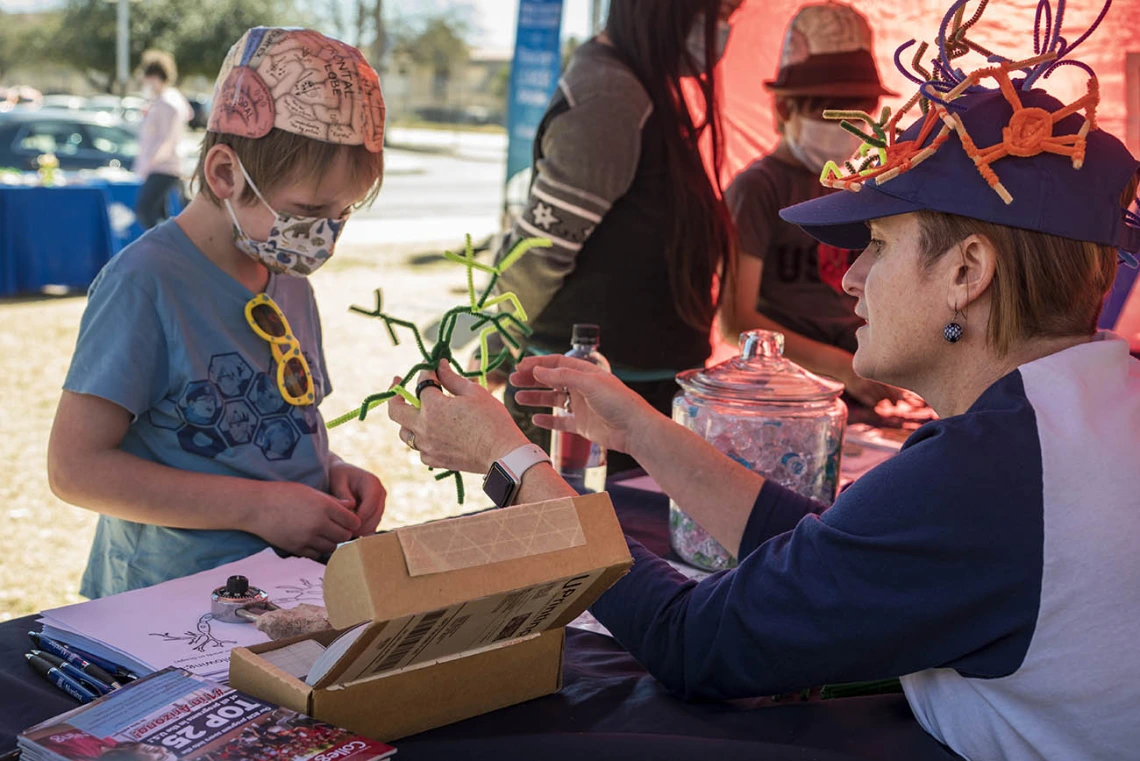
[48,391,361,559]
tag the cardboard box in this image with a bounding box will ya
[230,492,632,741]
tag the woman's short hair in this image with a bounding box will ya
[140,50,177,84]
[192,128,384,209]
[917,174,1138,354]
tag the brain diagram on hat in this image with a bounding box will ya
[211,28,385,152]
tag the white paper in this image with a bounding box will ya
[39,549,326,682]
[306,623,369,686]
[261,638,328,679]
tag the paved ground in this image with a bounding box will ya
[0,134,510,619]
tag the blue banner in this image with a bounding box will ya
[504,0,564,199]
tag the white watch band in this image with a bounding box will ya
[497,443,552,483]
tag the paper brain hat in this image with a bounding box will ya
[765,2,894,97]
[208,27,385,153]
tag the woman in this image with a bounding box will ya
[484,0,741,471]
[391,6,1140,756]
[135,50,191,229]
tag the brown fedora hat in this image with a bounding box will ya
[763,3,896,98]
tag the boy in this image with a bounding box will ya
[48,27,388,597]
[720,2,900,408]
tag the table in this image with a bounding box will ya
[0,185,117,296]
[0,179,180,297]
[0,485,961,761]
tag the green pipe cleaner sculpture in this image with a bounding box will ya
[325,234,553,504]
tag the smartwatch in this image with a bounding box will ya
[482,444,552,508]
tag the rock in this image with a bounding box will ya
[255,603,333,640]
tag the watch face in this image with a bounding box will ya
[482,462,517,507]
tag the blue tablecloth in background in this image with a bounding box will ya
[0,485,960,761]
[0,179,180,297]
[0,186,117,296]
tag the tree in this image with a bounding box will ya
[51,0,308,92]
[395,15,470,84]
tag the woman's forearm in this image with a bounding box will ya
[626,412,764,557]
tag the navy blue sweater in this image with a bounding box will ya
[590,336,1140,761]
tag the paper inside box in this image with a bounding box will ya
[311,567,609,687]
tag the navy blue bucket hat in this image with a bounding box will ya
[779,0,1140,266]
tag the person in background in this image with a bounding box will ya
[720,2,900,408]
[480,0,742,473]
[134,50,191,229]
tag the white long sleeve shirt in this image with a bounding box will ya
[135,88,190,179]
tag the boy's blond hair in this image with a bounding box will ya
[193,129,384,208]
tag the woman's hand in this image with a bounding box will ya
[388,360,531,474]
[510,355,659,455]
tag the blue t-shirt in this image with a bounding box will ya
[64,220,334,598]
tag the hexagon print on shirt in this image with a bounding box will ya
[255,417,300,461]
[218,400,258,447]
[209,353,255,399]
[165,354,318,461]
[178,381,222,427]
[177,426,228,458]
[247,372,290,417]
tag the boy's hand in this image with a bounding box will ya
[255,482,362,559]
[329,461,386,537]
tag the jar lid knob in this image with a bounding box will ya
[740,330,785,360]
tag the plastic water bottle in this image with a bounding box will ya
[551,324,610,493]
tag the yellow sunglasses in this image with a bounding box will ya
[244,293,316,406]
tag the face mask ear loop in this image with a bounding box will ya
[233,154,277,217]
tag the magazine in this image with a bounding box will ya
[18,668,395,761]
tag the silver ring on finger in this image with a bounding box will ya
[562,388,572,415]
[406,431,418,452]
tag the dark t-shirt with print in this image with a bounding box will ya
[726,153,862,353]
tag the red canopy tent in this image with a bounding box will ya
[699,0,1140,363]
[712,0,1140,184]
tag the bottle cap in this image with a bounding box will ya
[571,324,600,346]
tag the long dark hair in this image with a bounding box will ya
[606,0,736,333]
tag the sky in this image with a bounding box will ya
[0,0,598,51]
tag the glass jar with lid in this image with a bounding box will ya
[670,330,847,571]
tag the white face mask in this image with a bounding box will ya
[687,14,732,73]
[224,158,348,278]
[786,117,864,174]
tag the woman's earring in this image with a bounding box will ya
[944,308,964,343]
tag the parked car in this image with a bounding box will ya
[187,95,211,130]
[39,94,86,111]
[82,95,146,124]
[0,109,138,171]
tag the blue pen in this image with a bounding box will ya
[32,650,114,696]
[26,653,99,704]
[28,632,124,688]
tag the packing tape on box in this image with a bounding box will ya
[396,498,585,576]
